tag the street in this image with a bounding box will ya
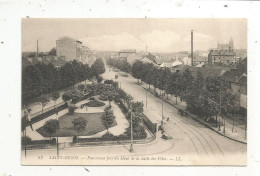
[22,66,246,165]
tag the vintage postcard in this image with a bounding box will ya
[21,18,247,165]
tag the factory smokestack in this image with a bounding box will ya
[191,30,193,67]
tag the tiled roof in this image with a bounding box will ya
[119,49,136,53]
[236,75,247,85]
[177,65,223,78]
[210,50,235,56]
[143,54,157,64]
[222,69,244,83]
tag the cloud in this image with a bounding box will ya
[81,31,182,52]
[140,31,181,52]
[184,32,213,43]
[81,32,145,51]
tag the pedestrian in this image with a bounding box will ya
[167,117,169,122]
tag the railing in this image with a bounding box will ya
[22,144,55,150]
[74,136,155,147]
[27,92,94,125]
[30,101,66,118]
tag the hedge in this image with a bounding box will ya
[83,100,105,107]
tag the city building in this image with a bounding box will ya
[118,49,136,58]
[222,70,247,109]
[140,53,158,65]
[208,50,235,66]
[56,36,83,62]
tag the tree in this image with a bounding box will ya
[143,63,154,89]
[131,101,144,114]
[72,117,87,137]
[62,89,84,103]
[102,107,115,132]
[49,47,56,56]
[51,92,60,108]
[43,119,59,140]
[169,71,181,104]
[97,76,103,83]
[91,58,105,77]
[179,68,194,101]
[22,64,43,101]
[37,96,49,114]
[124,112,146,139]
[78,84,85,93]
[132,61,144,83]
[186,71,205,113]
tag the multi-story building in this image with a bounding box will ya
[56,36,83,62]
[118,49,136,58]
[208,49,235,66]
[222,70,247,110]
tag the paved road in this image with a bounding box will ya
[102,67,246,159]
[22,66,247,165]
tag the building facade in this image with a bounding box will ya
[118,49,136,58]
[208,50,235,66]
[56,36,83,62]
[222,70,247,109]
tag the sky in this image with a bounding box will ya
[22,18,247,53]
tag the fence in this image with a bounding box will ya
[117,99,157,135]
[27,92,94,126]
[21,135,155,151]
[141,114,157,134]
[75,136,155,147]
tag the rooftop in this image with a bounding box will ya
[210,50,235,56]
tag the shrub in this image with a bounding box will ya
[68,106,76,114]
[102,132,115,139]
[89,97,95,100]
[21,136,32,145]
[97,76,103,83]
[73,136,78,143]
[100,93,108,101]
[85,100,105,107]
[51,138,56,145]
[104,80,113,85]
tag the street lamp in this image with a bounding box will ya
[129,99,134,153]
[126,95,134,153]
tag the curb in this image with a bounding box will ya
[137,83,247,145]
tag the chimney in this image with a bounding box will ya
[191,30,193,67]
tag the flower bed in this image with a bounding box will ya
[82,100,105,107]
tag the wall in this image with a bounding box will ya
[56,39,77,62]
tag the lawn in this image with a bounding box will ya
[37,112,117,137]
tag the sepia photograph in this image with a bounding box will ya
[21,18,247,165]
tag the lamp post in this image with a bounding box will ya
[130,99,133,153]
